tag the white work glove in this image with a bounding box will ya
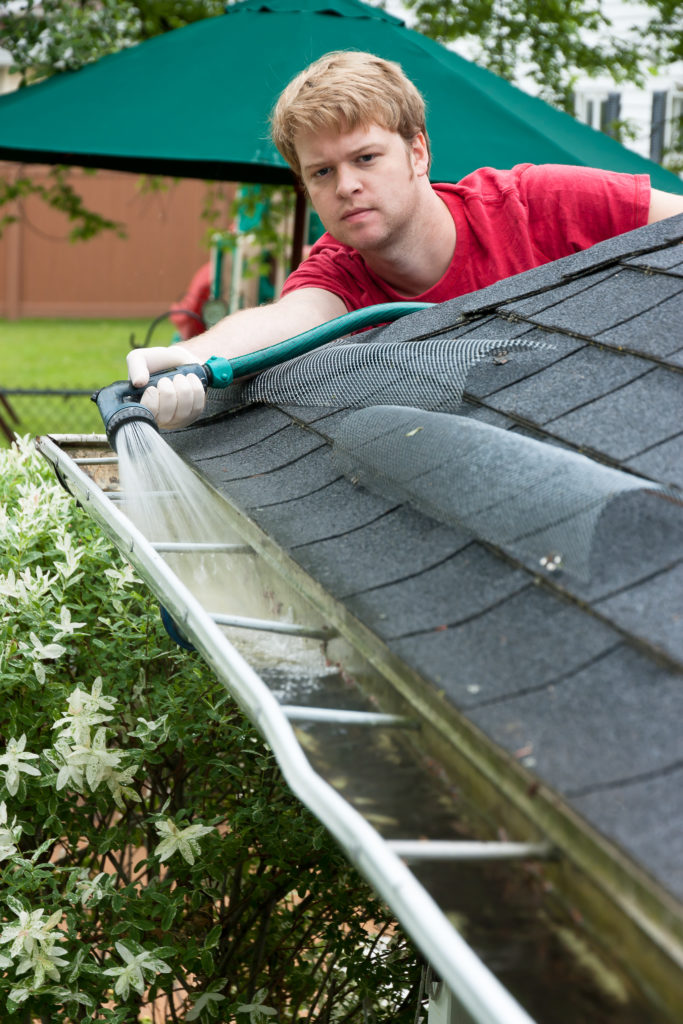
[126,345,206,430]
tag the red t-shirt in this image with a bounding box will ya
[281,163,650,311]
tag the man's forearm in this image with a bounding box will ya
[648,188,683,225]
[125,287,349,427]
[176,287,348,363]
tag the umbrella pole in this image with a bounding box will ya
[291,184,307,271]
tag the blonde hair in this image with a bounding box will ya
[270,50,430,178]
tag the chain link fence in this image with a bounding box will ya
[0,388,104,445]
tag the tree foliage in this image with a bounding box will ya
[641,0,683,66]
[402,0,676,111]
[0,436,422,1021]
[0,165,126,243]
[0,0,224,85]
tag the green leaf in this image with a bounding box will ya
[204,923,222,948]
[6,894,24,916]
[161,903,177,931]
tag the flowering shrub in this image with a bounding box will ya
[0,438,421,1021]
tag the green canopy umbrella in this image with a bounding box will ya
[0,0,680,189]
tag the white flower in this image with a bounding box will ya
[236,988,278,1022]
[73,871,111,908]
[49,606,86,641]
[16,939,69,987]
[4,903,69,989]
[101,761,141,811]
[52,734,140,810]
[0,504,11,539]
[0,801,22,861]
[7,984,31,1005]
[53,677,115,744]
[0,907,62,959]
[19,631,67,662]
[0,736,41,796]
[8,435,34,463]
[0,569,19,600]
[103,943,171,1000]
[104,563,138,590]
[154,818,214,866]
[52,737,84,793]
[80,728,124,792]
[18,483,48,516]
[50,679,139,808]
[0,566,56,604]
[54,532,84,580]
[17,481,67,531]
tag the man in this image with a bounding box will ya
[128,50,683,429]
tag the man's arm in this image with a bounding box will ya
[127,287,347,428]
[648,188,683,225]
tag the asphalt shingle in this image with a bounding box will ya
[345,545,528,639]
[509,268,683,337]
[389,583,619,709]
[626,433,683,489]
[572,768,683,901]
[546,367,682,460]
[596,292,683,358]
[468,645,683,792]
[484,344,650,423]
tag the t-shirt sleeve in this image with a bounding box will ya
[282,243,349,307]
[514,163,650,261]
[280,236,384,311]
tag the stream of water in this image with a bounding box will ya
[116,421,230,544]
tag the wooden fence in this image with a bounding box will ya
[0,163,236,319]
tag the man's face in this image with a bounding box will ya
[295,123,429,252]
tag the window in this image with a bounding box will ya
[575,91,622,139]
[670,93,683,151]
[650,89,683,165]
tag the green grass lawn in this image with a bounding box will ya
[0,317,178,443]
[0,317,178,388]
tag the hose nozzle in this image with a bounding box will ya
[92,357,233,449]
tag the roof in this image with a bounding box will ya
[167,214,683,919]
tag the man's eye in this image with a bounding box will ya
[357,153,376,164]
[312,167,330,179]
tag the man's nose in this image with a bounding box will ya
[336,165,361,197]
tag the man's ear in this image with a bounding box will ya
[410,132,430,176]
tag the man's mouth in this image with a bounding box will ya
[341,207,373,222]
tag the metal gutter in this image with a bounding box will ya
[37,434,537,1024]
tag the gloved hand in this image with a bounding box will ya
[126,346,206,429]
